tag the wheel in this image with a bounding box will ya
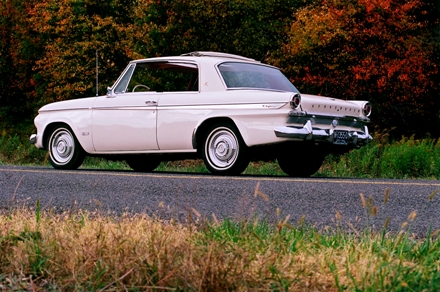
[47,126,85,170]
[126,155,160,172]
[277,143,326,177]
[201,122,249,175]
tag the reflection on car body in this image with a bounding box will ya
[30,51,372,176]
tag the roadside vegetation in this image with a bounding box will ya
[1,193,439,291]
[2,130,440,179]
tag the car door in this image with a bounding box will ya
[91,92,160,152]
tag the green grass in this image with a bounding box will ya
[1,130,440,179]
[316,135,440,179]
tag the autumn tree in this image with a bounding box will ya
[28,0,134,103]
[128,0,313,60]
[1,0,439,140]
[4,0,314,124]
[273,0,439,137]
[0,0,44,126]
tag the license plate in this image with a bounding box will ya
[334,131,348,145]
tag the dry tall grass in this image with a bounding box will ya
[1,206,438,291]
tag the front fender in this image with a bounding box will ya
[36,109,94,153]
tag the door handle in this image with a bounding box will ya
[145,101,157,106]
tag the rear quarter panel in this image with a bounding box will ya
[156,90,293,150]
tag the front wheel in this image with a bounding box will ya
[201,123,249,175]
[47,126,85,170]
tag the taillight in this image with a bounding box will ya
[362,102,372,117]
[290,93,301,109]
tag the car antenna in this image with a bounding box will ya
[96,49,99,96]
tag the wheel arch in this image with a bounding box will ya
[42,122,84,152]
[193,117,248,151]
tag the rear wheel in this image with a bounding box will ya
[277,143,326,177]
[47,126,85,170]
[201,122,249,175]
[126,155,161,172]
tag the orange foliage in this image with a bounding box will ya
[272,0,439,136]
[26,0,134,103]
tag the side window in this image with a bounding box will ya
[126,62,199,93]
[221,70,270,88]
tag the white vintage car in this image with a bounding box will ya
[30,51,372,176]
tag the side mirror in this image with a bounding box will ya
[106,87,116,98]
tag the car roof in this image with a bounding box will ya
[129,51,261,65]
[181,51,258,62]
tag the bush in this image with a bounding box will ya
[319,135,440,179]
[0,134,47,165]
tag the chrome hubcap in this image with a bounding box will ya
[50,129,74,165]
[206,128,238,169]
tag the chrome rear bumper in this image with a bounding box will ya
[274,120,372,147]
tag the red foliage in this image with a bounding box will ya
[272,0,439,136]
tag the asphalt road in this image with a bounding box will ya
[1,165,440,235]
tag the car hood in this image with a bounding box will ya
[38,96,97,112]
[300,94,368,118]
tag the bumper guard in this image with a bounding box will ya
[274,120,372,147]
[29,134,37,144]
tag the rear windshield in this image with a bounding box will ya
[218,62,299,92]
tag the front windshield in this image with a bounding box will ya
[218,62,299,92]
